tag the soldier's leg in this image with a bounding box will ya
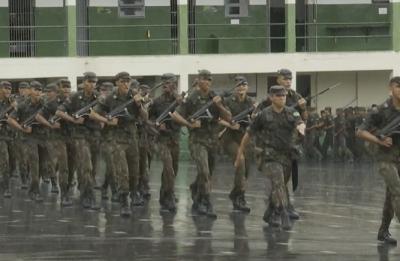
[159,141,176,212]
[101,141,118,201]
[66,140,76,189]
[378,162,400,222]
[113,143,130,217]
[17,140,29,189]
[377,187,396,244]
[88,137,100,188]
[138,144,150,199]
[126,137,142,206]
[8,140,17,178]
[263,161,291,229]
[0,141,11,197]
[26,141,42,202]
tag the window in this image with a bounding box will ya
[372,0,389,3]
[118,0,145,18]
[225,0,248,18]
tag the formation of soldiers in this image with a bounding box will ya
[0,69,399,246]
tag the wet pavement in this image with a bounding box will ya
[0,160,399,260]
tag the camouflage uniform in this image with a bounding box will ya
[0,97,13,196]
[149,92,181,209]
[94,89,142,206]
[358,98,400,241]
[221,94,253,203]
[14,94,29,187]
[333,112,353,162]
[176,89,222,210]
[305,111,323,161]
[137,120,151,198]
[321,113,334,158]
[9,97,44,199]
[58,90,98,204]
[248,105,302,226]
[40,95,71,203]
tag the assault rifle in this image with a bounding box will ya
[155,91,186,126]
[304,82,342,103]
[0,105,14,123]
[72,99,98,119]
[187,86,236,122]
[231,106,255,124]
[22,108,42,128]
[106,82,163,120]
[376,116,400,139]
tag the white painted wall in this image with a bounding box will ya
[0,51,397,110]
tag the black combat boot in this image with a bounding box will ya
[280,208,292,231]
[197,195,217,219]
[130,191,144,207]
[120,193,131,218]
[20,174,28,190]
[29,190,43,203]
[51,178,59,194]
[268,210,281,227]
[160,193,177,213]
[378,229,397,245]
[233,193,250,213]
[87,189,100,210]
[287,203,300,220]
[263,203,274,223]
[80,190,91,209]
[61,194,73,207]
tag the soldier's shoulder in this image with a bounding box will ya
[285,106,301,118]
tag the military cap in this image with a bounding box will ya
[161,73,178,82]
[115,71,131,81]
[18,81,29,89]
[58,79,71,88]
[83,72,98,82]
[389,76,400,86]
[0,81,12,89]
[269,85,287,95]
[100,82,114,91]
[236,77,248,87]
[198,69,212,80]
[44,83,58,92]
[130,79,140,90]
[277,68,292,79]
[30,81,43,90]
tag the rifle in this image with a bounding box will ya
[155,91,186,125]
[106,82,163,120]
[188,86,236,122]
[22,108,42,128]
[72,99,98,119]
[0,105,14,123]
[218,105,255,139]
[376,115,400,139]
[303,82,342,103]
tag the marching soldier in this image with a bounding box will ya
[235,85,305,229]
[35,80,73,207]
[149,73,182,212]
[56,72,99,210]
[0,81,15,198]
[171,69,232,218]
[90,72,147,217]
[356,76,400,245]
[8,81,44,202]
[218,77,254,212]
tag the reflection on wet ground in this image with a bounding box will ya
[0,161,399,260]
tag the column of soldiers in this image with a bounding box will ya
[0,70,397,246]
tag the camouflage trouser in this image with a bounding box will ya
[221,136,250,196]
[15,139,28,180]
[21,140,40,194]
[100,140,117,192]
[305,131,322,161]
[38,142,53,180]
[333,134,353,161]
[71,138,93,193]
[378,161,400,222]
[189,141,217,200]
[262,161,290,209]
[66,139,76,186]
[322,132,334,158]
[138,143,150,192]
[0,140,10,190]
[45,139,69,196]
[380,187,394,232]
[8,140,16,176]
[112,138,140,193]
[158,139,180,196]
[87,135,101,181]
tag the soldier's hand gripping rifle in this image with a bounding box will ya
[72,99,98,119]
[231,106,255,124]
[105,82,163,120]
[376,116,400,139]
[155,91,187,126]
[22,108,42,128]
[0,105,14,123]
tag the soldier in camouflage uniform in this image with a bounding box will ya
[219,77,254,212]
[321,107,334,159]
[305,107,323,162]
[56,72,99,210]
[98,82,119,203]
[0,81,15,198]
[356,77,400,245]
[14,81,30,189]
[172,69,232,218]
[253,69,305,220]
[8,81,44,202]
[149,73,182,212]
[333,108,353,162]
[91,72,147,217]
[36,80,73,207]
[235,85,305,230]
